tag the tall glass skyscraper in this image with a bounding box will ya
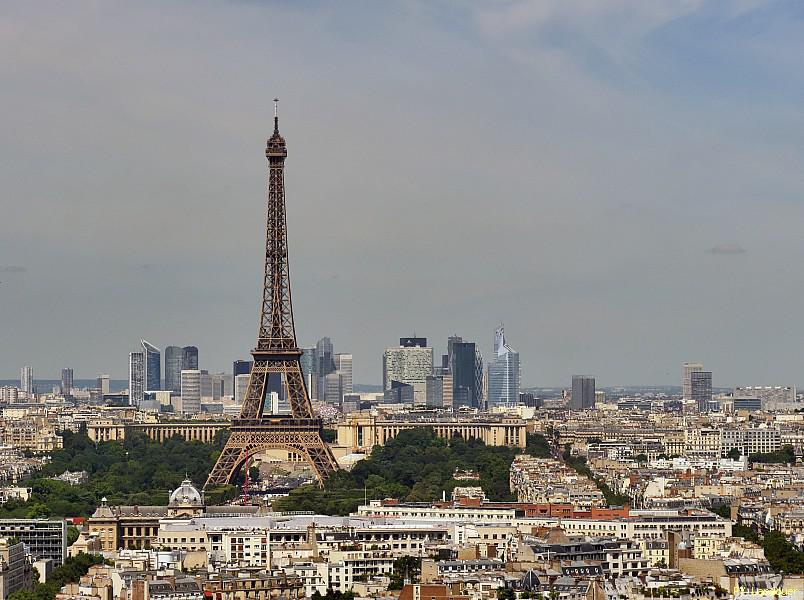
[315,337,335,401]
[487,324,520,407]
[183,346,199,370]
[20,366,33,395]
[141,340,161,391]
[449,337,483,409]
[129,352,144,406]
[383,339,432,404]
[164,346,183,393]
[571,375,596,410]
[691,371,713,412]
[61,368,74,397]
[299,348,315,397]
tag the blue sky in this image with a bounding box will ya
[1,1,803,387]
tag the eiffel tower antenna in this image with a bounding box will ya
[205,103,338,489]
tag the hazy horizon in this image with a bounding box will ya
[2,1,803,388]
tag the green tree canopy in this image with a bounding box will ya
[273,428,520,515]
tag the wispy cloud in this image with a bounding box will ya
[707,243,747,255]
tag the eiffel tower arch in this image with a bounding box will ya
[205,101,338,489]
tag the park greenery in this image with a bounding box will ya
[273,428,521,515]
[9,553,104,600]
[0,430,232,519]
[525,432,552,458]
[711,506,804,574]
[4,426,556,519]
[735,525,804,574]
[749,445,796,465]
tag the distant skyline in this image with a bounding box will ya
[2,1,804,386]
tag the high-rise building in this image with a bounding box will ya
[385,380,415,404]
[182,346,199,371]
[129,352,144,406]
[570,375,595,410]
[315,337,335,400]
[682,362,704,400]
[164,346,184,393]
[141,340,161,391]
[450,338,483,409]
[233,360,253,377]
[200,370,213,401]
[96,374,110,396]
[60,368,74,397]
[234,374,250,404]
[487,324,520,407]
[691,371,713,412]
[299,348,315,397]
[383,338,433,404]
[325,372,343,407]
[231,360,252,402]
[334,353,353,398]
[180,369,202,414]
[210,373,226,401]
[426,374,454,408]
[19,366,33,396]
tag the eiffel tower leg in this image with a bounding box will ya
[299,434,339,484]
[206,440,247,488]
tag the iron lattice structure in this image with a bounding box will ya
[205,105,338,489]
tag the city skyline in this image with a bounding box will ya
[2,2,804,386]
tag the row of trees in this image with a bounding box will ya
[562,444,630,506]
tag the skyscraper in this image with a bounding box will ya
[20,366,33,396]
[141,340,161,391]
[60,368,74,397]
[383,338,433,403]
[426,374,453,408]
[325,372,343,406]
[334,353,353,397]
[691,371,713,412]
[182,346,199,371]
[129,352,144,406]
[180,369,202,414]
[96,374,110,396]
[164,346,184,393]
[487,324,520,407]
[299,348,315,397]
[315,337,335,400]
[450,338,483,409]
[682,362,704,400]
[570,375,595,410]
[234,374,250,404]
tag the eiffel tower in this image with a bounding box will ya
[205,101,338,489]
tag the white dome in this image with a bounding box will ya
[169,479,202,506]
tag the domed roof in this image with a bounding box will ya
[169,478,203,507]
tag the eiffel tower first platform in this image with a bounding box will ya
[205,101,338,489]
